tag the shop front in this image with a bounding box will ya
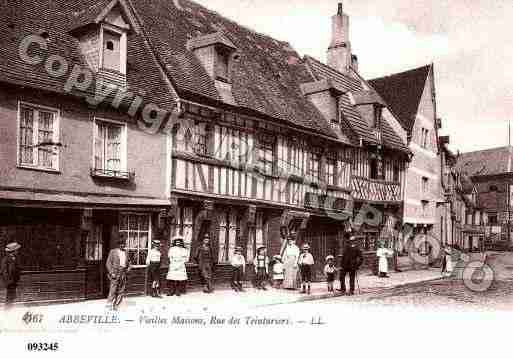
[0,205,162,305]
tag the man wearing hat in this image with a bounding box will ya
[194,233,217,293]
[106,238,131,310]
[167,236,189,296]
[298,243,315,294]
[1,242,21,305]
[146,240,162,297]
[229,245,246,292]
[338,235,363,295]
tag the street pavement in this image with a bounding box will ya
[2,251,512,333]
[280,251,513,311]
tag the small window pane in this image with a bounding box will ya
[20,108,34,164]
[129,215,138,230]
[119,214,128,230]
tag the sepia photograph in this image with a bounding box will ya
[0,0,512,357]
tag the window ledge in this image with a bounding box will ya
[17,164,60,174]
[90,168,135,181]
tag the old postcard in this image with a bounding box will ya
[0,0,511,357]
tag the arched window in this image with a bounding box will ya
[106,40,114,51]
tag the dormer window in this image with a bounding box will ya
[372,105,383,128]
[215,49,231,83]
[187,32,237,84]
[69,0,139,88]
[300,79,344,128]
[102,30,122,72]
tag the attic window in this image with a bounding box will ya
[372,105,382,128]
[215,48,231,83]
[187,32,237,83]
[102,30,121,72]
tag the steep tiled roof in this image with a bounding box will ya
[304,56,408,152]
[129,0,338,138]
[369,65,431,133]
[456,146,513,177]
[68,0,113,31]
[0,0,177,114]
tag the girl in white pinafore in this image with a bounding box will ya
[166,236,189,296]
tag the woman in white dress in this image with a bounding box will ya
[281,233,300,289]
[376,240,393,278]
[166,236,189,296]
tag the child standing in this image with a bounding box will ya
[230,246,246,292]
[272,255,284,288]
[253,246,269,290]
[298,244,315,294]
[146,240,162,298]
[324,255,337,292]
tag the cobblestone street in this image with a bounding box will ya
[283,252,513,311]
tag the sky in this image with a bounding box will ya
[192,0,513,153]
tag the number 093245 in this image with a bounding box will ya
[27,343,59,351]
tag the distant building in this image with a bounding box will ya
[440,138,486,252]
[456,146,513,249]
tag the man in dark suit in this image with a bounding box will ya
[106,239,131,310]
[338,236,364,295]
[194,233,217,293]
[1,242,21,307]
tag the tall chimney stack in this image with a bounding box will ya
[327,2,352,74]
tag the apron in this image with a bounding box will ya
[167,246,188,281]
[282,245,300,289]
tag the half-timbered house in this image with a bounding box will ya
[302,4,411,269]
[160,1,410,278]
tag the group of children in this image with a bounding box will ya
[229,243,338,294]
[145,239,344,296]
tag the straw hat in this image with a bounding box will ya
[325,255,335,261]
[5,242,21,252]
[302,244,310,250]
[234,246,243,252]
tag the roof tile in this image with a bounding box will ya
[369,65,431,133]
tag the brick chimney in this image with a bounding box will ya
[327,2,352,74]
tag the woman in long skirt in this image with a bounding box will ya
[281,233,300,289]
